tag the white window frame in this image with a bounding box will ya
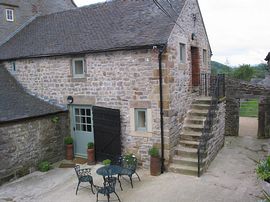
[203,49,207,66]
[135,108,147,132]
[72,58,85,78]
[6,9,14,22]
[180,43,186,63]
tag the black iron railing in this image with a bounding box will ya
[197,74,225,177]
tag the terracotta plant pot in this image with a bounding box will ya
[66,144,73,160]
[150,156,161,176]
[87,148,95,165]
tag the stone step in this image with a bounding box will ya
[179,140,200,148]
[168,163,201,176]
[185,116,206,125]
[194,97,212,105]
[180,131,202,141]
[174,146,198,158]
[191,103,210,110]
[172,156,199,167]
[183,124,204,132]
[189,109,209,117]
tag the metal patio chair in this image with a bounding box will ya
[95,176,121,202]
[74,165,95,195]
[117,154,141,188]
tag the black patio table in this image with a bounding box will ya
[96,165,123,190]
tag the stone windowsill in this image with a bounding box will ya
[130,131,153,137]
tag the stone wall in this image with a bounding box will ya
[0,112,69,184]
[225,77,270,136]
[204,101,226,170]
[165,0,211,162]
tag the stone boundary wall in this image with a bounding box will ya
[225,77,270,136]
[0,112,69,185]
[204,101,226,171]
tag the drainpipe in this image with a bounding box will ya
[158,45,166,173]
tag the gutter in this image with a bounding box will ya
[158,45,166,173]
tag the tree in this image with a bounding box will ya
[232,64,255,81]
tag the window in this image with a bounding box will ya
[74,107,92,132]
[203,49,207,65]
[180,43,186,63]
[10,61,16,72]
[72,58,85,78]
[135,108,147,131]
[6,9,14,22]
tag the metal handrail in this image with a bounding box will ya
[197,74,225,177]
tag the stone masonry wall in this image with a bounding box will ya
[204,101,226,171]
[164,0,211,162]
[2,49,164,168]
[0,112,69,184]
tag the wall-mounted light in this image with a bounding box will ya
[191,33,196,40]
[67,96,74,104]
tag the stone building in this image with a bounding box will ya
[0,0,76,45]
[0,68,69,184]
[0,0,225,176]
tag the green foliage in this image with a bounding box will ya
[256,156,270,182]
[102,159,111,166]
[211,61,233,75]
[148,147,159,157]
[38,161,51,172]
[239,99,258,117]
[232,64,255,81]
[51,116,59,123]
[123,153,135,165]
[64,136,73,145]
[87,142,94,149]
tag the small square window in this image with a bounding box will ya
[135,108,147,131]
[180,43,186,63]
[72,58,85,78]
[203,49,207,65]
[6,9,14,22]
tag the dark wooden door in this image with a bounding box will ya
[191,47,200,87]
[93,106,121,162]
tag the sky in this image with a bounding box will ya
[74,0,270,66]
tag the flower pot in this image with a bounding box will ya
[87,148,95,165]
[150,156,161,176]
[66,144,73,160]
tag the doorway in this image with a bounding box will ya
[191,47,200,87]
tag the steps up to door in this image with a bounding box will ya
[169,97,211,176]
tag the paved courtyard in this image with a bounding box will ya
[0,135,269,202]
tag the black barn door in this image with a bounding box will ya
[93,106,121,162]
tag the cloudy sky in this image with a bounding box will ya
[74,0,270,66]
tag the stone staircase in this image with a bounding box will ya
[169,97,211,176]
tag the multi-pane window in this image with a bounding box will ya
[203,49,207,65]
[72,58,85,78]
[135,108,147,131]
[180,43,186,63]
[74,108,92,132]
[6,9,14,22]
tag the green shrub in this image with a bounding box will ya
[51,116,59,123]
[38,161,51,172]
[148,147,159,157]
[102,159,111,166]
[256,156,270,182]
[88,142,94,149]
[64,136,73,145]
[123,153,135,165]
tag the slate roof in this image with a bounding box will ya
[0,0,186,61]
[0,67,66,123]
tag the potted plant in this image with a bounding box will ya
[256,156,270,200]
[148,147,161,176]
[102,159,111,166]
[87,142,95,165]
[64,136,73,160]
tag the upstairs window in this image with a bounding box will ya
[203,49,207,65]
[72,58,85,78]
[10,61,16,72]
[6,9,14,22]
[180,43,186,63]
